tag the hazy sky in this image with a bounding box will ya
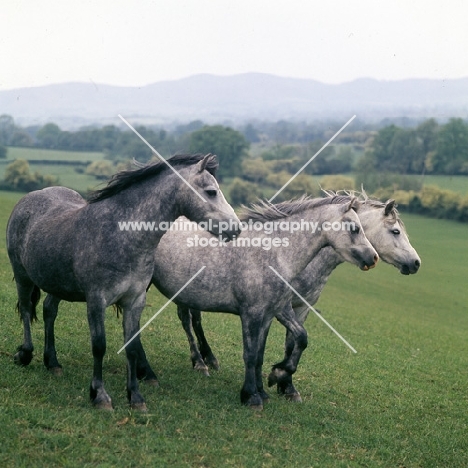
[1,0,467,90]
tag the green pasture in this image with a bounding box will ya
[3,147,105,163]
[0,147,106,194]
[0,191,467,467]
[420,174,468,195]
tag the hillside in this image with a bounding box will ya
[1,74,468,128]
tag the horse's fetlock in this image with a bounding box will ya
[14,346,33,366]
[267,367,289,387]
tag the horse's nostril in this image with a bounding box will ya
[373,254,379,263]
[415,259,421,268]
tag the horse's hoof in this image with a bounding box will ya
[285,392,302,403]
[194,363,210,376]
[14,349,33,366]
[205,357,220,371]
[48,367,63,376]
[131,402,148,412]
[241,392,263,410]
[144,378,159,387]
[248,402,263,411]
[258,389,270,401]
[93,400,114,411]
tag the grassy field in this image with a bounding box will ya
[0,147,106,194]
[420,174,468,195]
[0,191,467,467]
[3,147,105,162]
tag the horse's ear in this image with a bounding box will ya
[197,153,213,173]
[343,196,358,212]
[384,199,396,216]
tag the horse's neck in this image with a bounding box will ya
[87,176,180,245]
[292,247,343,305]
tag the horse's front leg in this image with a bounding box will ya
[239,310,264,410]
[268,304,308,402]
[177,305,210,376]
[43,294,63,375]
[253,315,275,402]
[121,293,148,411]
[86,298,113,410]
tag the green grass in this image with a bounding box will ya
[4,147,105,162]
[0,148,107,194]
[420,174,468,195]
[0,193,467,467]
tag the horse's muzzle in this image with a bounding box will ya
[360,253,379,271]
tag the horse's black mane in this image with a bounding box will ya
[240,195,346,222]
[87,153,218,203]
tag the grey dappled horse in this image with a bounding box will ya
[150,196,378,409]
[6,153,240,411]
[178,191,421,401]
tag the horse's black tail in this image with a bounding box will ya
[15,284,41,323]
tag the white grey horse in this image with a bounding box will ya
[6,153,241,411]
[176,191,421,401]
[149,196,378,409]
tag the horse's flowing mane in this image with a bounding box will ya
[322,189,405,228]
[239,195,345,222]
[239,189,404,229]
[87,153,218,203]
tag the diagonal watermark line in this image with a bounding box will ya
[117,266,206,354]
[268,266,357,353]
[269,115,356,202]
[118,114,207,203]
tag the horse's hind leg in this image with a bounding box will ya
[191,309,220,371]
[14,280,40,367]
[43,294,63,375]
[134,320,159,386]
[177,306,210,376]
[121,294,148,411]
[86,298,113,410]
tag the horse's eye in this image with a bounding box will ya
[205,188,217,198]
[392,229,400,235]
[351,225,360,234]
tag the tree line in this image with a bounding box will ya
[356,118,468,181]
[1,114,467,222]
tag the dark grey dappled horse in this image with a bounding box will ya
[177,191,421,401]
[150,196,378,409]
[6,153,240,411]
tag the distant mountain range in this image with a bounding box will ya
[1,73,468,129]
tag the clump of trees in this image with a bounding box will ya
[85,160,116,180]
[1,159,58,192]
[352,118,468,223]
[188,125,249,181]
[374,185,468,222]
[356,118,468,186]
